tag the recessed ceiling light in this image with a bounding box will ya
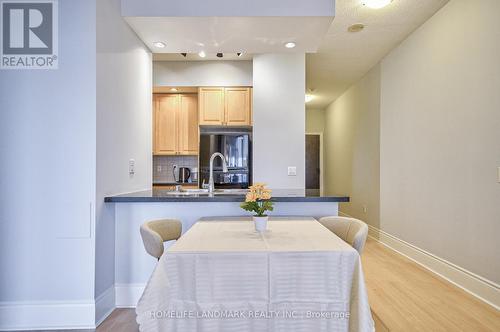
[348,23,365,33]
[198,51,206,58]
[285,42,296,49]
[362,0,393,9]
[305,94,314,103]
[153,42,165,48]
[170,88,178,92]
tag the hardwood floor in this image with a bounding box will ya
[362,238,500,331]
[97,309,138,332]
[18,238,499,331]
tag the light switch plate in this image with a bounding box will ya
[129,159,135,175]
[288,166,297,176]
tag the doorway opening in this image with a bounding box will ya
[305,133,323,196]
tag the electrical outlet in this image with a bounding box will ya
[288,166,297,176]
[129,159,135,176]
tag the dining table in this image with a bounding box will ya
[136,217,374,332]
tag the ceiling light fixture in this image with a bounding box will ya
[361,0,393,9]
[153,42,166,48]
[305,94,314,103]
[285,42,296,49]
[198,51,206,58]
[348,23,365,33]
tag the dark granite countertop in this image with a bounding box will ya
[104,188,349,203]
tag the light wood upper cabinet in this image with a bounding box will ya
[178,94,198,155]
[225,87,251,126]
[155,94,178,155]
[154,94,199,155]
[198,87,252,126]
[198,87,225,125]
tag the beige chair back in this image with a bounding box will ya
[318,216,368,254]
[140,219,182,259]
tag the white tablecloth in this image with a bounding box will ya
[136,217,374,332]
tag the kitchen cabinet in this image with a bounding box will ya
[225,87,251,126]
[198,87,252,126]
[178,94,199,154]
[198,87,225,125]
[154,94,198,155]
[154,94,178,155]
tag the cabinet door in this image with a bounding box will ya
[225,87,251,126]
[199,87,225,125]
[155,94,178,155]
[178,94,199,155]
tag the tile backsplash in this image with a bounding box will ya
[153,155,198,183]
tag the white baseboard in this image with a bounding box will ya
[95,286,115,326]
[0,286,118,331]
[115,283,145,308]
[0,300,95,331]
[367,224,500,310]
[0,283,141,330]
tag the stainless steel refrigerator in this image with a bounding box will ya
[199,128,252,189]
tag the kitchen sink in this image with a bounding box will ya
[163,189,208,196]
[213,189,249,195]
[163,188,248,196]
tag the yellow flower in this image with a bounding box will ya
[261,191,272,200]
[251,183,266,191]
[245,192,257,202]
[247,184,272,200]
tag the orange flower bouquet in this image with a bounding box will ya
[240,183,274,217]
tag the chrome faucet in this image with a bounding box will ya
[208,152,228,193]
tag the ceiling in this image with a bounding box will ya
[139,0,449,109]
[306,0,449,109]
[125,16,334,54]
[153,53,253,61]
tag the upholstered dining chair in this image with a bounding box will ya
[140,219,182,260]
[318,216,369,254]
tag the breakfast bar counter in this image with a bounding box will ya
[105,188,349,203]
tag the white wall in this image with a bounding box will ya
[253,54,306,190]
[0,0,97,329]
[380,0,500,284]
[323,65,381,229]
[306,109,325,133]
[95,0,152,322]
[0,0,153,328]
[153,61,252,86]
[320,0,499,300]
